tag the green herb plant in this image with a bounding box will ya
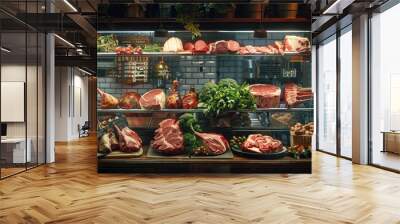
[199,78,256,117]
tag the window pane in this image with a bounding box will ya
[371,3,400,171]
[318,36,337,154]
[340,28,352,158]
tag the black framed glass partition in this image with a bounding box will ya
[317,34,337,155]
[370,2,400,172]
[0,1,46,179]
[316,23,353,159]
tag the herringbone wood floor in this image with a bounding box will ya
[0,136,400,224]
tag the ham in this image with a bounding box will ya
[242,134,282,153]
[151,119,184,155]
[139,89,166,110]
[249,84,281,108]
[284,83,313,107]
[283,35,310,53]
[182,87,198,109]
[194,40,209,52]
[119,92,141,109]
[97,88,119,109]
[227,40,240,52]
[194,131,229,155]
[114,125,142,153]
[215,40,229,54]
[166,80,182,109]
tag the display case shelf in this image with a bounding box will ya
[97,108,314,114]
[97,51,311,58]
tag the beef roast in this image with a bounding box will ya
[227,40,240,52]
[249,84,281,108]
[184,42,195,52]
[194,40,209,52]
[194,131,229,155]
[97,88,119,109]
[242,134,282,153]
[284,83,313,107]
[114,125,142,153]
[151,119,184,155]
[215,40,229,54]
[139,89,166,110]
[119,92,141,109]
[283,35,310,53]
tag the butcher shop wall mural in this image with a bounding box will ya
[96,2,313,173]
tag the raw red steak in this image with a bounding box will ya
[184,42,195,51]
[284,83,313,107]
[194,131,229,155]
[194,40,209,52]
[227,40,240,52]
[242,134,282,153]
[152,119,184,155]
[249,84,281,108]
[139,89,166,110]
[114,125,142,153]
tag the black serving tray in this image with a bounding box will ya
[231,146,287,160]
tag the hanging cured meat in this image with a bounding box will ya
[166,80,182,109]
[97,88,119,109]
[182,87,198,109]
[119,92,141,109]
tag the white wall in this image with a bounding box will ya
[55,67,89,141]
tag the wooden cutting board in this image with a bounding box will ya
[105,148,144,159]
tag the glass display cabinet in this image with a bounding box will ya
[97,3,313,173]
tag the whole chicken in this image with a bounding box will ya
[166,80,182,109]
[114,125,142,153]
[97,88,119,109]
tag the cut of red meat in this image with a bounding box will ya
[207,42,216,54]
[274,41,285,55]
[194,131,229,155]
[284,83,313,107]
[245,45,258,54]
[249,84,281,108]
[227,40,240,52]
[238,47,249,55]
[194,40,209,52]
[151,119,184,155]
[283,35,311,53]
[97,88,119,109]
[242,134,282,153]
[139,89,166,110]
[119,92,141,109]
[184,42,195,51]
[215,40,229,54]
[114,125,142,153]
